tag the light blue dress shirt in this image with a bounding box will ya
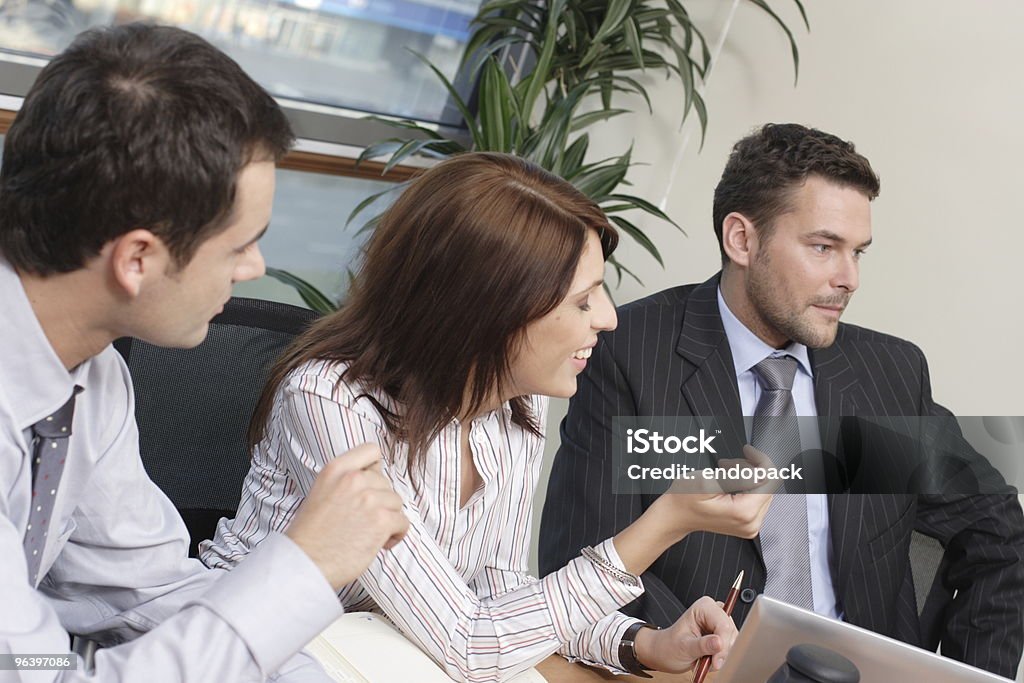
[0,258,341,681]
[717,288,842,619]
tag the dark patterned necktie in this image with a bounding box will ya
[752,356,814,610]
[24,393,76,584]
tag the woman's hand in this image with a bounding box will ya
[633,596,739,673]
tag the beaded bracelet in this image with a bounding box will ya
[580,545,641,588]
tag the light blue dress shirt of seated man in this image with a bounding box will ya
[0,257,343,683]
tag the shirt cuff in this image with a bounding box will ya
[544,537,645,671]
[559,611,641,674]
[193,532,344,677]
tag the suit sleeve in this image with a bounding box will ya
[911,345,1024,678]
[538,335,690,627]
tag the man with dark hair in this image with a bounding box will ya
[0,24,408,682]
[540,123,1024,677]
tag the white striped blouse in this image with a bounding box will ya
[200,359,643,682]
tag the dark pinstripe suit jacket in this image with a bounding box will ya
[539,274,1024,677]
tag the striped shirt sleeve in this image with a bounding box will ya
[277,369,646,681]
[555,541,644,670]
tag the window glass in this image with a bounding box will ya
[233,167,396,308]
[0,133,395,309]
[0,0,483,124]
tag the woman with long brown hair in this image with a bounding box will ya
[201,152,771,681]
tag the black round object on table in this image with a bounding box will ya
[765,644,860,682]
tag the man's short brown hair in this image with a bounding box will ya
[712,123,880,263]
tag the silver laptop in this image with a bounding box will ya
[717,596,1012,682]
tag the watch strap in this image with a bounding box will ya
[618,621,660,677]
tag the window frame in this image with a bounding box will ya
[0,45,475,181]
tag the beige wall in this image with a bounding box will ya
[530,2,1024,677]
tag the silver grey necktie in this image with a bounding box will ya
[752,356,814,610]
[24,393,76,584]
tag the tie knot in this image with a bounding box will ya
[753,355,799,392]
[32,393,77,439]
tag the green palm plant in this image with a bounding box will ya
[270,0,808,312]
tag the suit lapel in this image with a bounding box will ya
[809,338,865,426]
[674,275,760,561]
[675,274,743,419]
[810,335,871,597]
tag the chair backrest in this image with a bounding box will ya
[115,297,319,556]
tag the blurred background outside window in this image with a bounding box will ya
[0,0,482,123]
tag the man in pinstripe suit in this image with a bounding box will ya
[539,123,1024,677]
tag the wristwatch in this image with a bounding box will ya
[618,621,661,677]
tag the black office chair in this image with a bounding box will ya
[115,296,320,556]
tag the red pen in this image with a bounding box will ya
[693,570,744,683]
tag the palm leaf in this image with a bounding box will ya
[746,0,804,83]
[356,140,404,166]
[581,0,633,66]
[607,254,644,287]
[345,184,405,228]
[570,108,628,131]
[561,133,590,177]
[409,50,483,148]
[526,80,590,166]
[519,0,566,119]
[355,212,385,237]
[604,193,686,234]
[335,0,811,303]
[361,116,450,140]
[382,139,453,173]
[609,215,663,266]
[478,56,520,152]
[571,161,629,200]
[463,35,528,79]
[265,267,336,314]
[622,16,644,71]
[692,89,708,151]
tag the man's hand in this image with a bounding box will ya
[651,445,776,541]
[633,596,739,673]
[285,443,409,591]
[613,446,774,576]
